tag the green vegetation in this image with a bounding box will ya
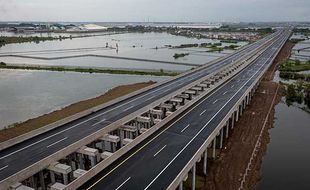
[173,53,189,59]
[284,81,310,110]
[206,47,224,52]
[173,44,199,48]
[289,38,305,44]
[0,36,70,47]
[279,60,310,81]
[280,60,310,72]
[220,39,239,44]
[0,64,179,77]
[224,44,239,50]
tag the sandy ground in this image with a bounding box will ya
[188,41,294,190]
[0,81,155,142]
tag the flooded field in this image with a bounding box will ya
[0,31,247,128]
[0,69,169,129]
[0,32,245,71]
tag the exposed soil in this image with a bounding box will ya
[192,41,294,190]
[0,81,156,142]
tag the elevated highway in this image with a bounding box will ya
[0,29,290,190]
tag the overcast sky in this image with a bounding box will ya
[0,0,309,22]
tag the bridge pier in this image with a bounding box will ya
[203,150,208,175]
[11,182,34,190]
[225,120,229,139]
[191,164,196,190]
[48,162,72,185]
[77,146,100,169]
[212,138,216,159]
[100,134,120,153]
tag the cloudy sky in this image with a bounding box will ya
[0,0,309,22]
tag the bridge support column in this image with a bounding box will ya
[226,121,229,139]
[179,181,183,190]
[192,164,196,190]
[220,128,224,149]
[235,110,239,122]
[232,114,235,129]
[39,171,46,190]
[212,138,216,159]
[203,151,208,175]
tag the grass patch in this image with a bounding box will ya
[0,64,180,77]
[173,53,189,59]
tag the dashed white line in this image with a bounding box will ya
[47,137,68,148]
[146,95,156,101]
[223,91,228,95]
[153,145,167,157]
[115,177,131,190]
[200,110,206,116]
[0,165,8,171]
[231,85,235,88]
[181,124,190,133]
[92,119,107,126]
[212,99,218,104]
[123,105,134,112]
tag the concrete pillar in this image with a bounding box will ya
[236,110,239,122]
[78,154,84,170]
[220,128,224,149]
[90,155,96,167]
[212,138,216,159]
[232,114,235,129]
[203,151,208,175]
[39,171,46,190]
[192,164,196,190]
[50,171,56,184]
[63,174,68,185]
[179,181,183,190]
[226,122,229,139]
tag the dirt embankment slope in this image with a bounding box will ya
[0,81,155,142]
[196,41,294,190]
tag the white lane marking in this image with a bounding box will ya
[163,88,171,93]
[231,85,235,88]
[0,165,8,171]
[223,91,228,95]
[144,42,276,190]
[153,145,167,157]
[146,95,156,101]
[47,137,68,148]
[123,105,134,112]
[115,177,131,190]
[200,110,206,116]
[0,38,259,160]
[92,119,107,127]
[181,124,190,133]
[212,99,218,104]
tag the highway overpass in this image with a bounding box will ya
[0,28,291,190]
